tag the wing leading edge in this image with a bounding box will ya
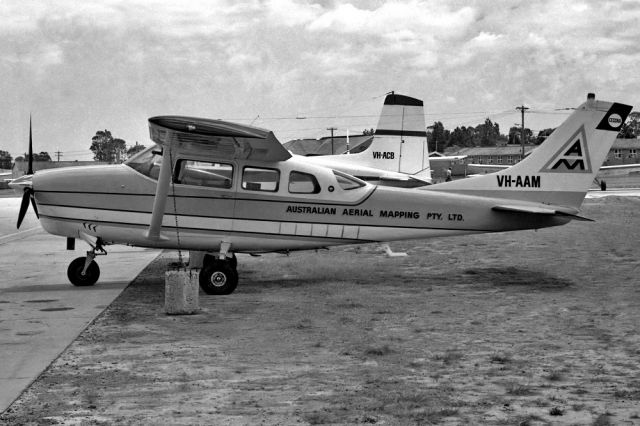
[148,116,292,162]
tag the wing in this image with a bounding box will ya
[149,116,292,162]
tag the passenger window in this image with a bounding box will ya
[242,167,279,192]
[333,170,365,190]
[289,171,320,194]
[176,160,233,189]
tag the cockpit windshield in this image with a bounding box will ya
[125,144,163,180]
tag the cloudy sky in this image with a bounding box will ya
[2,0,639,160]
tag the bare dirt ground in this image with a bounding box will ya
[2,195,640,425]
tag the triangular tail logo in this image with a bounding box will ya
[540,125,592,173]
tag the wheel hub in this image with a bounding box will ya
[210,271,227,287]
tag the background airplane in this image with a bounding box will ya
[10,93,631,296]
[298,92,433,187]
[292,92,469,186]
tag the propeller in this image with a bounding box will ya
[16,115,39,229]
[17,187,38,228]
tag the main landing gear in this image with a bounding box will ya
[67,238,107,286]
[199,253,238,295]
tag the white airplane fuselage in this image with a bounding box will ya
[12,94,631,292]
[33,156,568,254]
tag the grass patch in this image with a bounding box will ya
[592,413,613,425]
[505,383,536,396]
[549,406,564,416]
[336,301,364,309]
[377,389,458,423]
[364,344,394,357]
[433,350,463,365]
[613,389,640,399]
[571,387,589,395]
[490,353,512,364]
[303,410,334,425]
[513,414,546,426]
[545,370,565,381]
[463,267,573,290]
[294,319,313,329]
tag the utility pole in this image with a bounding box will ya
[516,105,529,159]
[327,127,337,154]
[55,150,63,162]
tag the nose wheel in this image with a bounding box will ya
[67,256,100,286]
[67,238,107,287]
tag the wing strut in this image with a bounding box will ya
[146,147,172,241]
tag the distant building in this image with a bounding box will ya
[449,138,640,174]
[603,138,640,166]
[446,144,537,166]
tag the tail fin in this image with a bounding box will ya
[370,93,430,175]
[305,93,431,179]
[430,94,632,208]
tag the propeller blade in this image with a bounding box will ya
[28,115,34,175]
[30,192,39,219]
[17,189,31,229]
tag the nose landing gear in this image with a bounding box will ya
[67,238,107,287]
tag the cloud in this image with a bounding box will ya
[264,0,321,26]
[307,1,475,36]
[2,0,640,157]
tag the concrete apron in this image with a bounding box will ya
[0,232,160,413]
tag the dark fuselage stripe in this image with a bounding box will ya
[35,188,378,207]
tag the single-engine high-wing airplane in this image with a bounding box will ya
[10,93,631,295]
[299,92,434,187]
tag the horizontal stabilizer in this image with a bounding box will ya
[492,205,593,221]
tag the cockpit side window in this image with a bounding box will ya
[175,160,233,189]
[332,170,366,190]
[289,171,320,194]
[124,145,162,180]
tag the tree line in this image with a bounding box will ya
[364,112,640,153]
[2,113,639,171]
[0,130,146,169]
[89,129,145,163]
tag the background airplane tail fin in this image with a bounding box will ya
[371,93,430,176]
[431,94,633,208]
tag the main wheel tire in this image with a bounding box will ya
[228,253,238,270]
[199,260,238,295]
[203,253,238,270]
[67,256,100,286]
